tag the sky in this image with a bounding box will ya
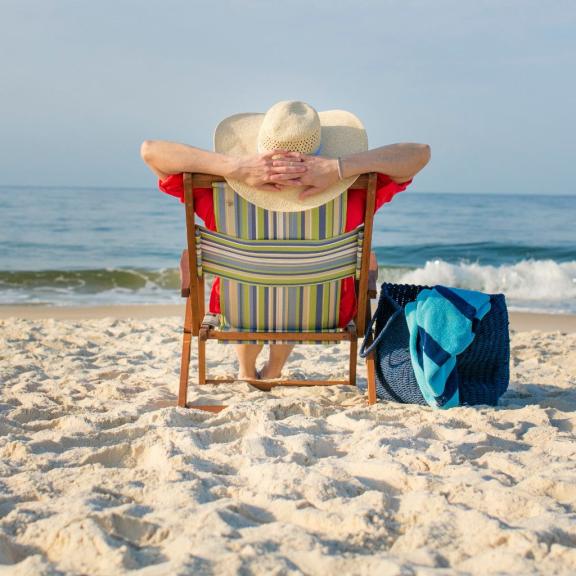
[1,0,575,195]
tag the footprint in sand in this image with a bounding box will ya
[0,533,35,566]
[45,514,168,573]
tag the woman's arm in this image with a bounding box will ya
[140,140,231,180]
[341,143,431,183]
[269,143,431,199]
[140,140,306,192]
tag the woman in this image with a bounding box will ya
[141,101,430,381]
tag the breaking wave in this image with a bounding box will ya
[379,259,576,314]
[1,259,575,313]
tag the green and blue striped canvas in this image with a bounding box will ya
[203,182,360,340]
[196,227,363,286]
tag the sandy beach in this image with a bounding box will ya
[2,304,576,332]
[1,306,576,575]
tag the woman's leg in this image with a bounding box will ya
[235,344,263,380]
[260,344,294,379]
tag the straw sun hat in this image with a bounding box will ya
[214,100,368,212]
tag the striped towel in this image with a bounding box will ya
[404,285,492,408]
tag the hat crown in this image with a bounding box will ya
[257,101,321,154]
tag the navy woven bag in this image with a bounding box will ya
[359,282,510,406]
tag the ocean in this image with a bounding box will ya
[1,185,575,313]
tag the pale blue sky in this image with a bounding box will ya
[1,0,575,194]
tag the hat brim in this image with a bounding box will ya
[214,109,368,212]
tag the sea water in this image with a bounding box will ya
[1,185,574,313]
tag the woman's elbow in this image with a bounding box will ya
[140,140,156,164]
[410,143,431,173]
[419,144,431,167]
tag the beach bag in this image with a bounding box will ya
[359,282,510,406]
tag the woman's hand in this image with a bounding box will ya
[270,153,340,198]
[226,152,307,192]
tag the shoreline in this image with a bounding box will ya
[1,303,576,332]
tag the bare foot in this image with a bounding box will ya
[237,370,258,380]
[259,364,282,380]
[259,344,293,379]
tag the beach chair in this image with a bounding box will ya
[178,172,379,411]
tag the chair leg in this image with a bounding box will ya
[178,298,193,407]
[366,351,377,405]
[198,337,207,385]
[349,335,357,387]
[365,299,377,405]
[183,295,193,333]
[179,332,192,407]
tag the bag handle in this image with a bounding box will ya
[359,307,382,357]
[359,288,403,358]
[359,308,404,358]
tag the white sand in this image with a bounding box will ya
[1,315,575,575]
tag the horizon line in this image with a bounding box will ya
[0,184,574,198]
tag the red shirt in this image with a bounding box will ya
[160,173,412,327]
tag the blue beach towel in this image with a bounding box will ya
[404,285,492,409]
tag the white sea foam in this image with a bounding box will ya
[1,260,575,314]
[382,259,576,314]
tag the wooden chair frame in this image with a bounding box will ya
[178,172,379,411]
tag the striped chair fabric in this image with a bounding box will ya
[195,226,364,286]
[203,182,363,338]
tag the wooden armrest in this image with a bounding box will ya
[199,313,219,341]
[180,249,190,297]
[368,252,378,299]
